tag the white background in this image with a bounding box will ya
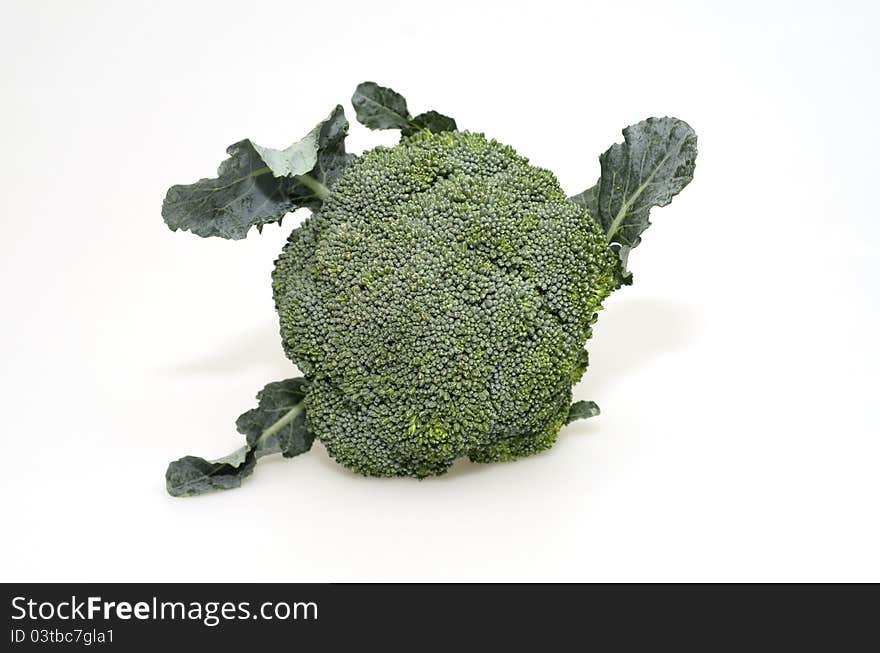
[1,0,878,582]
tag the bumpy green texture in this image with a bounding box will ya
[272,131,618,477]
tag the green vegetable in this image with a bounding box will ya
[162,82,697,495]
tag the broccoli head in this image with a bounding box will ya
[162,82,697,495]
[272,131,618,477]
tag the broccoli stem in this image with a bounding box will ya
[294,174,330,200]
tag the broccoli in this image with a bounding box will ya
[162,82,697,495]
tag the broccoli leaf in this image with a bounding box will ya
[165,447,257,497]
[402,111,458,138]
[165,378,313,497]
[352,82,411,130]
[571,117,697,275]
[597,117,696,246]
[162,140,294,239]
[565,400,600,424]
[235,377,314,458]
[598,117,697,248]
[162,106,352,239]
[352,82,458,137]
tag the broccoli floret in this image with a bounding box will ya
[272,131,618,477]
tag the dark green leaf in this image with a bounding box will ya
[162,106,353,239]
[352,82,458,138]
[165,447,257,497]
[402,111,457,138]
[165,378,313,497]
[235,378,314,458]
[597,117,697,247]
[566,400,601,425]
[162,140,294,239]
[351,82,411,130]
[570,117,697,276]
